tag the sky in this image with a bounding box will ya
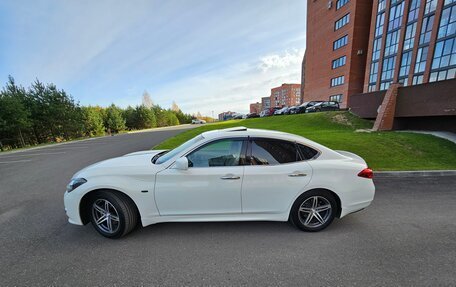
[0,0,306,116]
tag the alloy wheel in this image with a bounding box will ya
[298,196,332,228]
[92,199,120,234]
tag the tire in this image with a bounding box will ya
[290,189,337,232]
[89,190,139,238]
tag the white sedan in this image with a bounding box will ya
[64,127,375,238]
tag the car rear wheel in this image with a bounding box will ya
[290,190,337,232]
[89,191,138,238]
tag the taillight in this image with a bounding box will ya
[358,168,373,179]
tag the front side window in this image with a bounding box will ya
[249,139,298,165]
[187,139,244,167]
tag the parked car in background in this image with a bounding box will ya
[246,113,260,118]
[274,106,289,115]
[259,110,269,117]
[191,119,206,124]
[297,101,324,114]
[232,113,244,120]
[305,101,340,113]
[287,106,299,114]
[64,126,375,238]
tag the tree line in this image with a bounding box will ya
[0,76,193,151]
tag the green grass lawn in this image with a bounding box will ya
[154,111,456,171]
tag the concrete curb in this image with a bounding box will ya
[375,170,456,177]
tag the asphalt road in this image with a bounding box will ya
[1,127,455,286]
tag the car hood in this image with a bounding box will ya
[72,150,167,179]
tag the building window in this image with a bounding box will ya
[332,56,347,69]
[419,15,435,45]
[368,84,377,92]
[415,46,429,73]
[438,5,456,39]
[375,13,385,37]
[329,94,343,103]
[445,0,456,5]
[430,38,456,81]
[381,56,397,81]
[335,14,350,30]
[388,2,405,32]
[330,76,345,87]
[412,74,424,84]
[408,0,421,23]
[378,0,386,12]
[424,0,438,15]
[384,30,400,56]
[372,38,382,61]
[333,35,348,50]
[430,68,456,81]
[399,51,413,77]
[403,22,417,51]
[336,0,349,10]
[380,81,392,90]
[369,61,379,84]
[432,38,456,69]
[399,77,409,86]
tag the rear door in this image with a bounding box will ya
[241,138,314,214]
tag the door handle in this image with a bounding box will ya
[221,175,241,180]
[288,172,307,177]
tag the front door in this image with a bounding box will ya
[154,138,247,216]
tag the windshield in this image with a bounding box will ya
[154,135,204,164]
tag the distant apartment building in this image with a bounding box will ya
[261,97,271,111]
[218,111,236,121]
[270,84,301,108]
[303,0,373,108]
[249,102,261,114]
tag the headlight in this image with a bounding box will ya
[66,178,87,192]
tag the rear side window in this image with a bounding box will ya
[249,139,298,165]
[297,144,319,160]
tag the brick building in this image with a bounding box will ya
[249,102,261,113]
[364,0,456,92]
[303,0,373,108]
[270,84,301,108]
[261,97,271,111]
[218,111,236,121]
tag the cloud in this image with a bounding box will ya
[152,48,305,116]
[258,49,304,72]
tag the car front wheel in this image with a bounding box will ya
[89,191,138,238]
[290,190,337,232]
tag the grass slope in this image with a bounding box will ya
[155,112,456,171]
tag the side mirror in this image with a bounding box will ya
[173,157,188,170]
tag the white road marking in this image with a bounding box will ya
[0,160,32,164]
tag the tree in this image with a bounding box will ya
[0,77,31,147]
[171,101,180,112]
[104,104,125,134]
[81,106,105,136]
[123,106,136,130]
[142,91,153,108]
[135,105,156,129]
